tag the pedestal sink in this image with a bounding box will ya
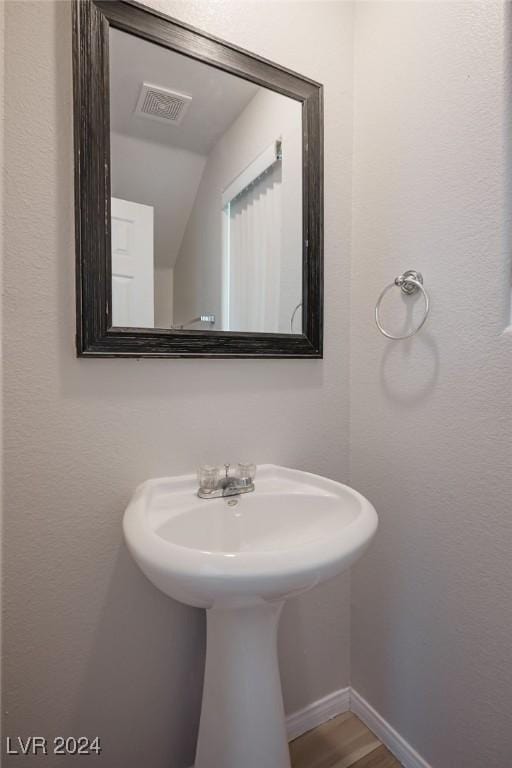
[123,464,377,768]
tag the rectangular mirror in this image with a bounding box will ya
[74,0,323,357]
[110,28,303,334]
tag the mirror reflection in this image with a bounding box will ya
[109,28,303,334]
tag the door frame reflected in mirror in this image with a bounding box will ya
[73,0,323,357]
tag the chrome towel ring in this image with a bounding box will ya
[375,270,430,340]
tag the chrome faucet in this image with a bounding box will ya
[197,463,256,499]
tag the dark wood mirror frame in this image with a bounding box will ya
[73,0,323,358]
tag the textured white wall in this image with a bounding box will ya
[155,265,174,328]
[2,2,354,766]
[350,3,512,767]
[110,131,207,270]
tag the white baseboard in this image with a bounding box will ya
[350,689,432,768]
[285,686,351,741]
[187,688,350,767]
[189,686,431,768]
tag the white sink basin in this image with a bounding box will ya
[124,464,377,768]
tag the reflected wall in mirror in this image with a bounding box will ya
[109,29,303,334]
[73,0,323,357]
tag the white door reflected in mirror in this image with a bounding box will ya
[109,27,303,334]
[111,197,154,328]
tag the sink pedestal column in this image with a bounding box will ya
[195,600,290,768]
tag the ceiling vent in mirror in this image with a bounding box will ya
[135,82,192,126]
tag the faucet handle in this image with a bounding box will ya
[238,463,256,482]
[198,465,220,490]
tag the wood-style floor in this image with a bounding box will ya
[290,712,400,768]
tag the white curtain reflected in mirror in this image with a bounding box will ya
[109,27,303,334]
[223,145,283,333]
